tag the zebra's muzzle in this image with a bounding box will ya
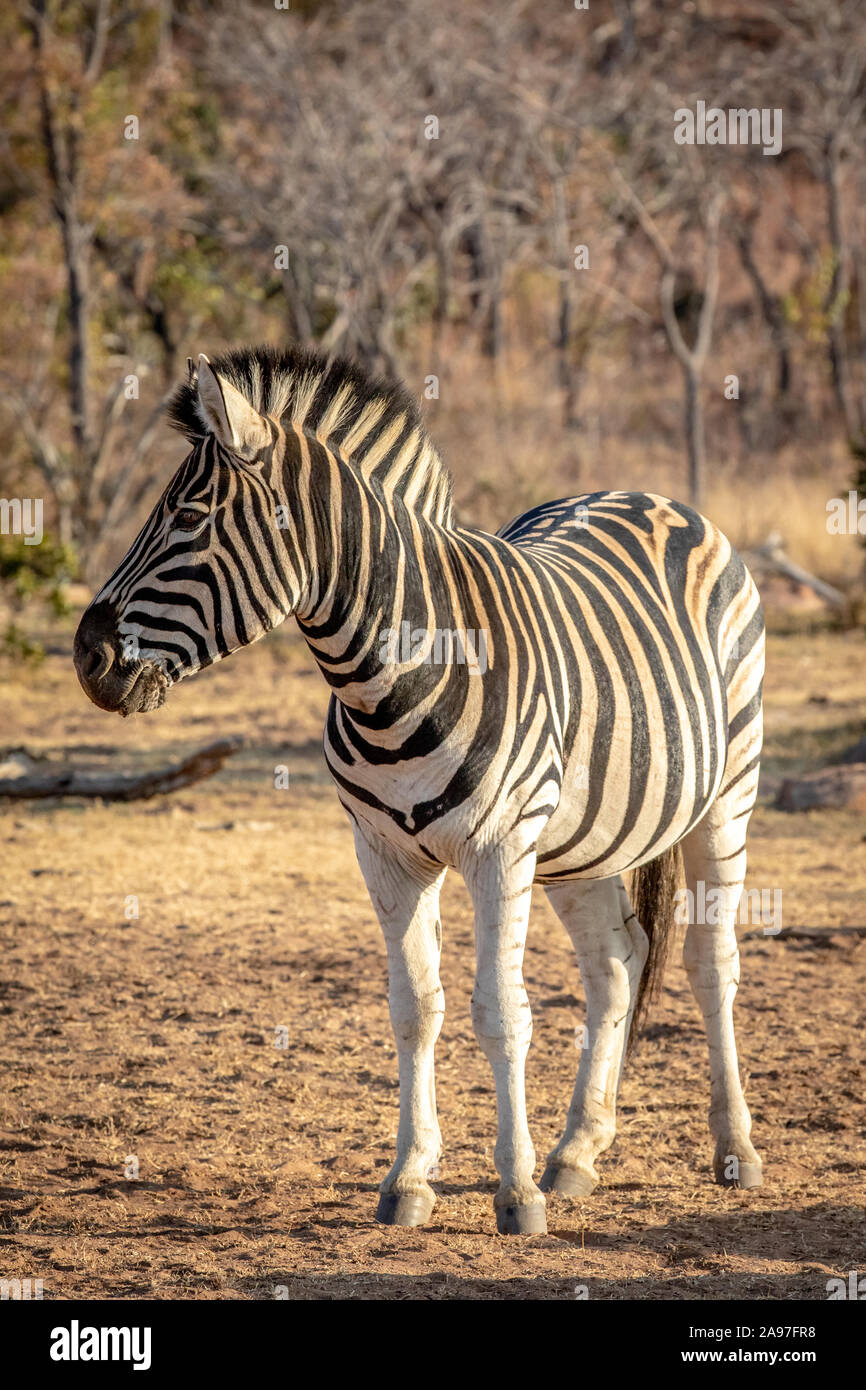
[116,664,169,717]
[74,600,169,716]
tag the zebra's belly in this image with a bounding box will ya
[534,796,706,881]
[332,732,724,882]
[532,728,726,881]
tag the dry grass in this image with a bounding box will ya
[415,333,863,591]
[707,474,861,588]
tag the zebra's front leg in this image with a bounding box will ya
[353,828,446,1228]
[464,842,546,1236]
[540,876,647,1197]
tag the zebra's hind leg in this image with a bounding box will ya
[680,811,763,1189]
[352,827,446,1227]
[539,876,647,1198]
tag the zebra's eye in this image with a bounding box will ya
[174,508,207,530]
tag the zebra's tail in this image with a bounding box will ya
[627,843,683,1054]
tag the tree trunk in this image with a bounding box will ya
[823,144,863,444]
[683,364,705,510]
[736,223,792,398]
[657,195,723,511]
[552,173,579,431]
[30,2,98,539]
[481,265,503,361]
[281,256,314,346]
[431,235,450,375]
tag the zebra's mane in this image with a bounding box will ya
[165,344,453,524]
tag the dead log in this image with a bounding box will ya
[775,762,866,812]
[742,925,866,942]
[741,531,846,610]
[0,738,244,802]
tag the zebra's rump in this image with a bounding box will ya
[500,491,764,879]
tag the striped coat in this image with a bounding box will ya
[318,489,762,884]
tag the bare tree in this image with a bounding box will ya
[770,0,866,445]
[6,1,196,577]
[734,199,792,401]
[606,145,724,509]
[27,0,109,497]
[658,197,724,510]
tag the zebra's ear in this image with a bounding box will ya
[195,354,271,459]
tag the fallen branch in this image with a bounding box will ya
[742,532,847,609]
[0,738,244,802]
[741,925,866,941]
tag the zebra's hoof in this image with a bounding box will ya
[375,1189,435,1227]
[539,1162,598,1198]
[714,1158,763,1189]
[495,1201,547,1236]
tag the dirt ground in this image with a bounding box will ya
[0,616,864,1300]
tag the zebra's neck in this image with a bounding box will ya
[295,506,485,719]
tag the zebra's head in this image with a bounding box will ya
[74,355,301,716]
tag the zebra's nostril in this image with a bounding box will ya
[86,642,115,682]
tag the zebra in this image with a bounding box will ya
[74,346,766,1236]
